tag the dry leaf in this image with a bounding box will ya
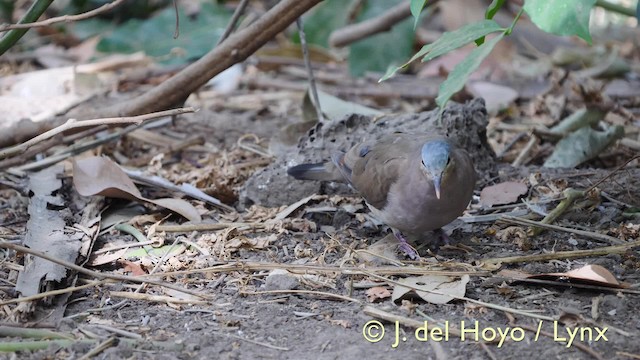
[528,265,625,288]
[480,181,528,208]
[329,319,352,328]
[120,260,147,276]
[365,286,392,302]
[73,156,201,222]
[392,275,469,304]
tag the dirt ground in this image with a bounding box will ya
[2,81,640,360]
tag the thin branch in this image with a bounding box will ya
[0,107,196,160]
[0,280,107,306]
[109,0,323,116]
[240,289,362,304]
[329,0,422,48]
[172,0,180,39]
[217,0,251,45]
[482,239,640,265]
[501,215,624,245]
[296,17,324,122]
[0,241,210,299]
[0,0,127,32]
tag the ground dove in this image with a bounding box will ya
[287,132,476,259]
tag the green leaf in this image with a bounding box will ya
[97,2,231,65]
[292,0,350,47]
[379,19,504,81]
[523,0,596,44]
[349,0,415,77]
[485,0,506,19]
[436,32,505,109]
[410,0,428,29]
[477,0,506,44]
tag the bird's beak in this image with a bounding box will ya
[433,176,441,200]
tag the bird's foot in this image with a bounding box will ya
[393,231,419,260]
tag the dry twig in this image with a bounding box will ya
[0,108,196,160]
[0,0,127,32]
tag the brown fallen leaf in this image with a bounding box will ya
[529,264,626,288]
[392,275,469,305]
[480,181,528,208]
[365,286,392,302]
[120,260,147,276]
[73,156,201,222]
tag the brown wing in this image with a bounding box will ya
[345,133,427,209]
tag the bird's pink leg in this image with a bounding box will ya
[392,229,419,260]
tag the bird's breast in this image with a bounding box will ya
[372,166,474,235]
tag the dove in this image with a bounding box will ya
[287,133,476,259]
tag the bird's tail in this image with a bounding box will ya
[287,162,340,181]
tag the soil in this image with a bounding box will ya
[2,97,640,360]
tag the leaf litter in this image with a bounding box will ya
[1,4,640,358]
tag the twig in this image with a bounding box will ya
[165,0,176,38]
[526,155,640,236]
[109,291,208,304]
[78,337,117,360]
[511,134,538,166]
[0,280,107,306]
[498,277,640,295]
[329,0,418,48]
[501,215,624,244]
[0,107,196,160]
[362,271,555,321]
[6,118,173,173]
[155,221,270,232]
[212,330,290,351]
[88,325,142,339]
[109,0,323,116]
[584,154,640,194]
[217,0,251,45]
[296,17,324,122]
[0,0,127,32]
[0,241,210,299]
[109,232,189,311]
[145,261,487,278]
[240,289,362,304]
[483,239,640,264]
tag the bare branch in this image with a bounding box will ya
[0,107,196,160]
[0,0,127,32]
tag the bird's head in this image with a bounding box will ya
[420,140,452,200]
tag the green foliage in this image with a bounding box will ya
[476,0,506,44]
[485,0,506,20]
[297,0,414,77]
[380,20,505,82]
[0,0,14,22]
[292,0,349,47]
[380,0,607,110]
[69,18,117,40]
[69,0,172,19]
[436,32,504,108]
[97,2,231,65]
[523,0,596,44]
[410,0,428,29]
[349,0,414,77]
